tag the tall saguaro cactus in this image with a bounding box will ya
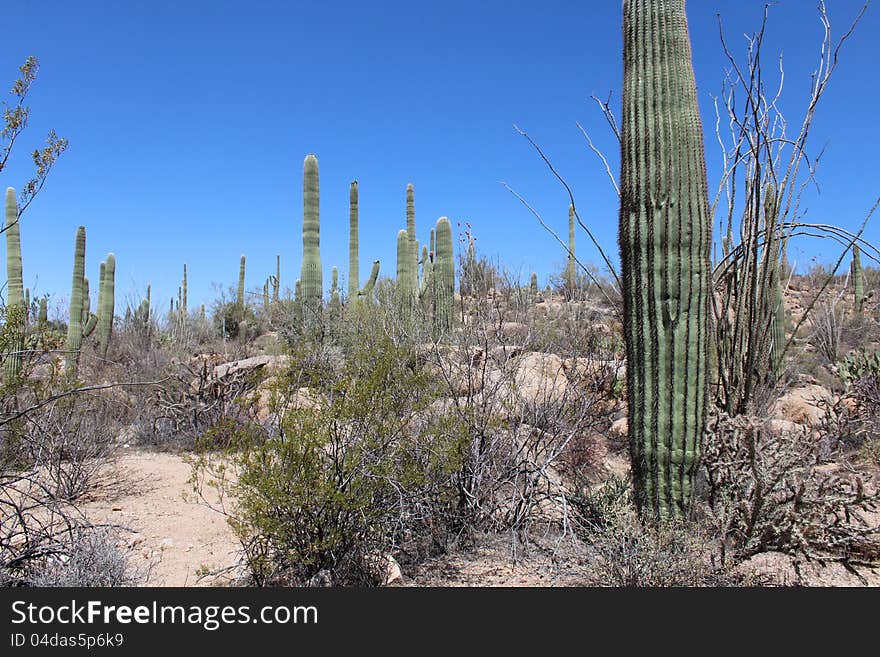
[4,188,24,383]
[301,153,322,330]
[406,183,418,294]
[567,204,576,297]
[98,253,116,356]
[65,226,87,376]
[349,181,359,298]
[619,0,712,520]
[237,255,246,310]
[433,217,454,336]
[852,244,865,314]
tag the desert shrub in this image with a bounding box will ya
[192,330,467,586]
[568,479,745,586]
[25,528,139,587]
[699,413,879,564]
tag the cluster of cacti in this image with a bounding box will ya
[4,188,24,383]
[619,0,712,520]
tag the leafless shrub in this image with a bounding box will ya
[699,412,879,565]
[26,527,141,587]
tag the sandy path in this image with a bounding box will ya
[82,450,240,586]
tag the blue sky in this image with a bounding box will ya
[2,0,878,314]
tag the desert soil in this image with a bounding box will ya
[81,447,880,587]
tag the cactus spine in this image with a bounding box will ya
[65,227,87,376]
[853,244,865,313]
[237,255,246,310]
[349,181,359,298]
[301,154,322,330]
[4,188,24,383]
[98,253,115,356]
[433,217,454,336]
[619,0,712,520]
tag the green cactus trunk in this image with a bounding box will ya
[65,227,87,376]
[4,188,24,383]
[349,181,359,299]
[433,217,454,337]
[237,255,246,310]
[619,0,712,520]
[530,272,538,300]
[406,183,418,295]
[274,255,280,303]
[38,297,48,332]
[301,154,322,331]
[853,244,864,313]
[329,266,340,319]
[567,204,576,298]
[181,263,188,322]
[98,253,115,356]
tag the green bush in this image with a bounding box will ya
[200,330,467,585]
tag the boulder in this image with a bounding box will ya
[770,384,833,427]
[512,352,568,407]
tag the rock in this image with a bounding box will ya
[771,384,833,426]
[735,552,799,586]
[512,352,568,407]
[609,416,628,440]
[212,354,290,380]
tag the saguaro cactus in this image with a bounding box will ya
[181,263,188,320]
[329,266,340,316]
[358,260,380,302]
[530,272,539,300]
[406,183,418,294]
[98,253,115,356]
[274,255,281,303]
[349,181,359,298]
[65,226,87,376]
[301,153,322,329]
[433,217,454,336]
[619,0,712,520]
[37,297,48,333]
[396,229,410,285]
[4,188,24,382]
[237,255,246,309]
[566,204,576,297]
[852,244,865,313]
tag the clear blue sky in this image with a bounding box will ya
[2,0,878,315]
